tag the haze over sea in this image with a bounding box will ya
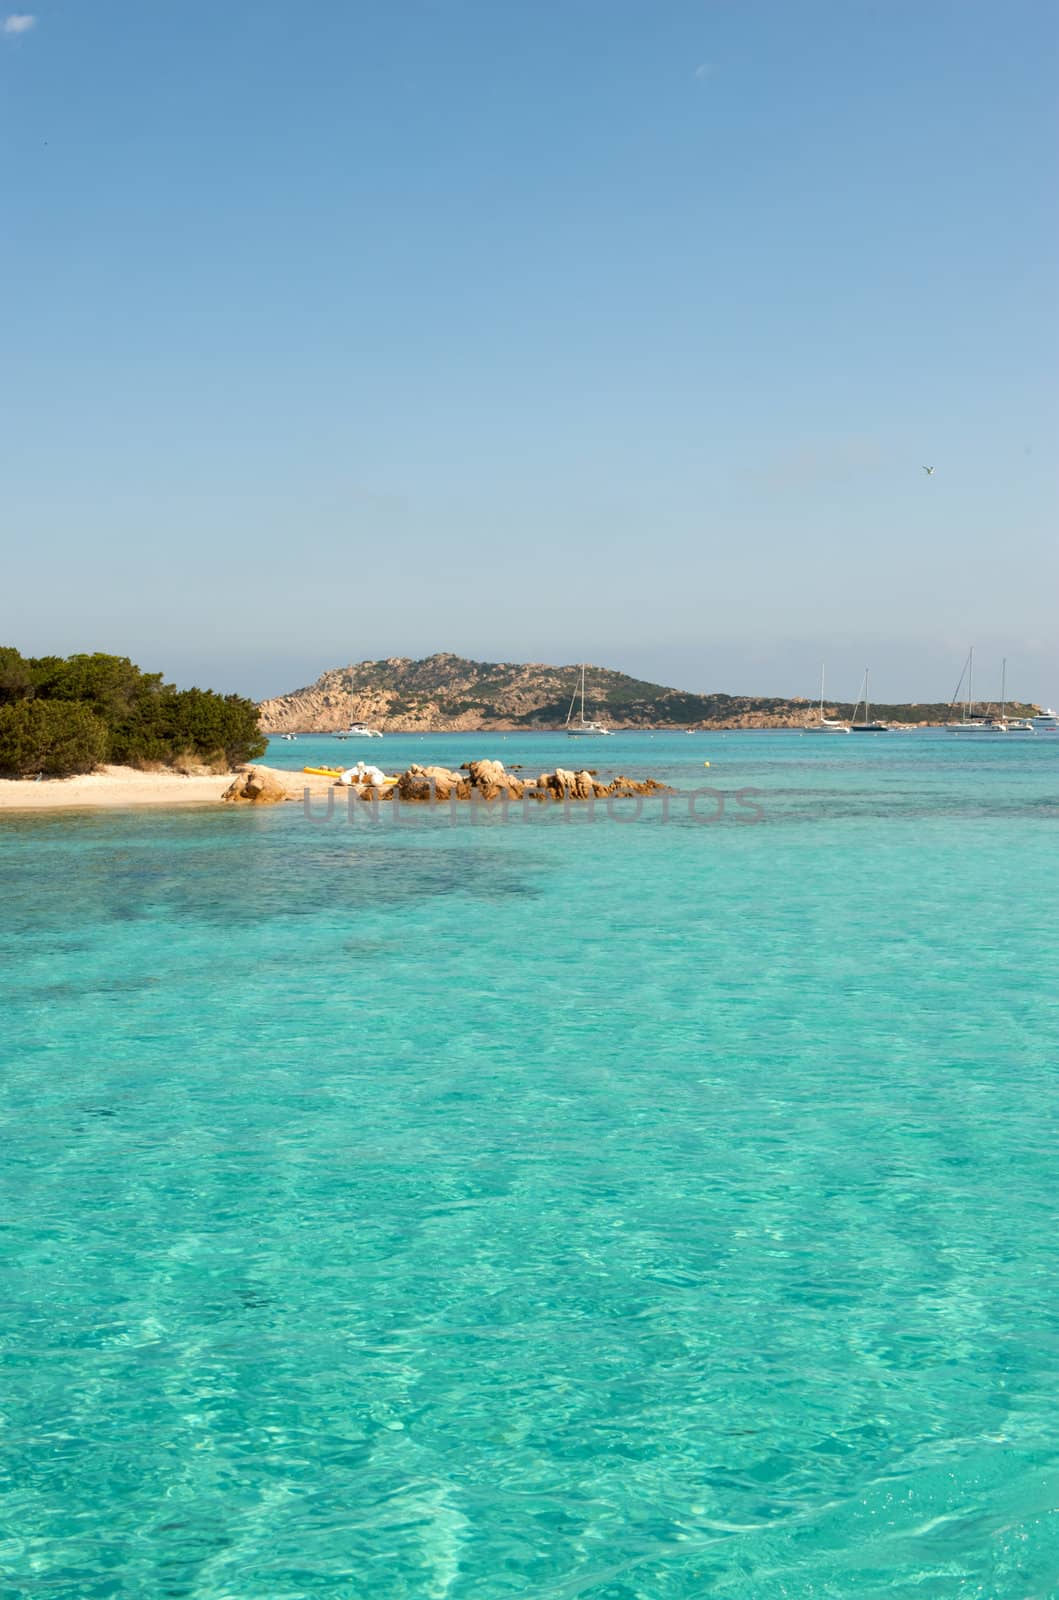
[2,730,1057,1597]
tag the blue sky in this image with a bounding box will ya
[2,1,1056,704]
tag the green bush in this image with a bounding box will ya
[30,652,164,720]
[0,647,267,771]
[0,699,109,777]
[0,646,35,706]
[107,686,267,767]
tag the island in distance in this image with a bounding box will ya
[257,654,1032,734]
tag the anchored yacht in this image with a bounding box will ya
[849,668,889,732]
[807,664,850,732]
[565,665,612,736]
[944,651,1029,733]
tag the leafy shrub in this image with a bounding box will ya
[0,647,267,771]
[0,700,108,777]
[160,687,267,767]
[30,652,164,721]
[0,646,35,706]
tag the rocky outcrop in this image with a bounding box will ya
[419,765,469,800]
[467,758,505,789]
[395,769,433,802]
[219,758,679,809]
[465,759,524,800]
[534,767,583,799]
[395,765,470,801]
[390,759,526,803]
[528,769,670,800]
[383,760,673,804]
[222,767,290,805]
[597,775,672,797]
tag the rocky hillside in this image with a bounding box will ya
[257,654,1038,733]
[257,654,826,732]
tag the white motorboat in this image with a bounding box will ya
[1030,708,1058,732]
[334,666,385,738]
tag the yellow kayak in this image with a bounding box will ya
[303,766,400,785]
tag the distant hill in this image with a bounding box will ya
[257,654,1032,733]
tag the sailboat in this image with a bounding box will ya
[807,664,850,732]
[565,664,612,736]
[849,668,889,732]
[944,648,1009,733]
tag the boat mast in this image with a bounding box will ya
[1000,657,1007,721]
[580,664,587,726]
[565,670,578,729]
[819,663,825,719]
[948,649,971,721]
[865,668,870,727]
[967,646,974,722]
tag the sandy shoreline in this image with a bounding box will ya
[0,765,335,813]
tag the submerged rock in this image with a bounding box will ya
[596,775,671,797]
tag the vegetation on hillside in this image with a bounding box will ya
[258,654,1037,732]
[0,648,266,778]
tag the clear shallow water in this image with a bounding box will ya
[2,732,1058,1598]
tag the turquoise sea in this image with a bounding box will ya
[2,731,1058,1598]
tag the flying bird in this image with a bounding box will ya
[922,465,935,476]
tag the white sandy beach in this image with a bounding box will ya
[0,765,334,812]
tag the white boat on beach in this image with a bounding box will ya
[565,665,612,736]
